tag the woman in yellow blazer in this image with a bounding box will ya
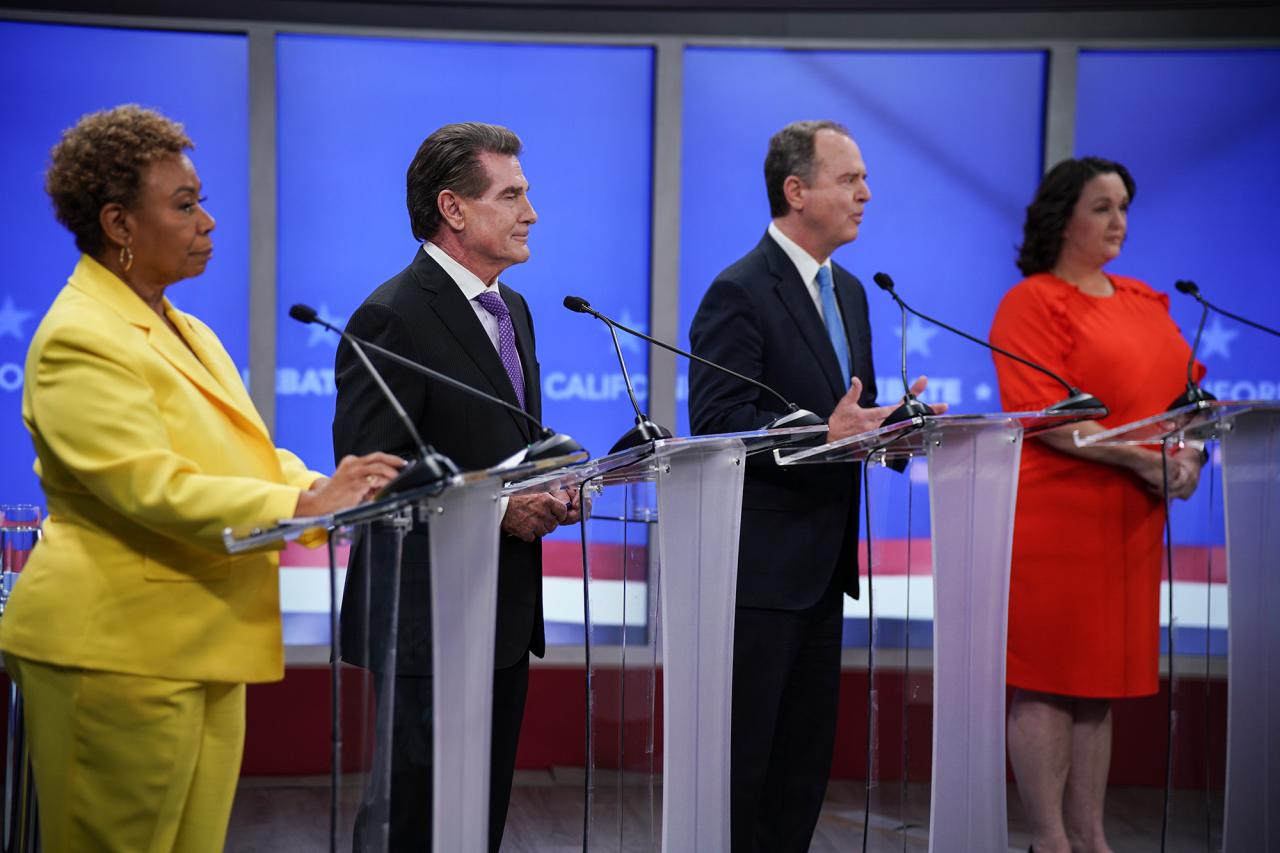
[0,105,403,852]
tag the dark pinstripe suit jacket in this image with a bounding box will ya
[333,248,544,675]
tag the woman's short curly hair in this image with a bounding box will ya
[1016,156,1136,277]
[45,105,194,256]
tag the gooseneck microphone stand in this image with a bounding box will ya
[592,304,672,453]
[872,272,1108,415]
[871,274,936,427]
[1176,279,1280,339]
[289,303,583,464]
[563,295,824,431]
[1171,279,1279,410]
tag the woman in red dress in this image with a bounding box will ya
[989,157,1206,853]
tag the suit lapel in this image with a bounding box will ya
[68,256,273,445]
[762,235,846,399]
[171,311,275,443]
[411,252,534,442]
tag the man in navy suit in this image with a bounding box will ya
[688,120,938,852]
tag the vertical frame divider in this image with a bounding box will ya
[647,38,683,434]
[1042,44,1078,171]
[248,24,279,433]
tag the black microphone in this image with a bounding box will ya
[1167,281,1217,410]
[291,305,583,481]
[869,274,937,427]
[1176,280,1280,338]
[872,272,1108,417]
[560,296,671,453]
[289,304,458,497]
[563,296,825,436]
[1171,280,1279,410]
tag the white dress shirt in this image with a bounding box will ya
[766,221,844,329]
[422,241,525,517]
[423,242,524,378]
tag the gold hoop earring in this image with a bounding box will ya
[119,244,134,272]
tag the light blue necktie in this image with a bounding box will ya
[816,265,851,384]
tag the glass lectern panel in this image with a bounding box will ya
[1077,402,1279,852]
[225,454,583,852]
[505,434,773,851]
[1074,400,1267,447]
[775,410,1102,466]
[579,473,660,853]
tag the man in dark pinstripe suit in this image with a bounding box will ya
[333,122,577,852]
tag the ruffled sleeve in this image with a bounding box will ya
[989,275,1078,411]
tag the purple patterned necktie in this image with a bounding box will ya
[474,289,526,409]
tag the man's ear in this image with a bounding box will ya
[99,202,131,249]
[437,189,465,232]
[782,174,807,213]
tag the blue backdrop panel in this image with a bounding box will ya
[274,35,653,524]
[679,48,1046,539]
[0,21,249,507]
[1076,49,1280,547]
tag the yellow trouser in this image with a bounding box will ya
[5,654,245,853]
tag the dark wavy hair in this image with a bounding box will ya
[45,105,194,256]
[764,119,851,218]
[406,122,523,243]
[1016,156,1136,276]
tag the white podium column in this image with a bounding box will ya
[656,442,747,852]
[925,419,1023,853]
[429,480,504,853]
[1220,409,1280,853]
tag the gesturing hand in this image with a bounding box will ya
[826,375,949,443]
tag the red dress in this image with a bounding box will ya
[989,273,1204,698]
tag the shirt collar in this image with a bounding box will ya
[423,241,495,301]
[767,221,831,289]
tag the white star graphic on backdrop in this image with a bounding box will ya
[892,315,939,357]
[0,296,33,340]
[593,307,646,356]
[307,304,347,347]
[1198,316,1238,360]
[974,383,994,402]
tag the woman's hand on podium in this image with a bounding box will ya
[1125,447,1200,500]
[295,452,406,517]
[1165,448,1203,500]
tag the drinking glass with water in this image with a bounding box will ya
[0,505,42,616]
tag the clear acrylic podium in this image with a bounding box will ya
[504,427,824,852]
[223,450,584,853]
[1077,400,1280,853]
[775,409,1102,853]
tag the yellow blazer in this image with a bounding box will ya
[0,255,322,684]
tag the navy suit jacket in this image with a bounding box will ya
[333,248,544,675]
[688,231,879,610]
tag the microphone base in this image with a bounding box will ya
[376,450,460,500]
[1047,391,1109,417]
[525,431,587,463]
[765,408,825,429]
[1168,386,1217,411]
[882,396,935,428]
[609,418,674,455]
